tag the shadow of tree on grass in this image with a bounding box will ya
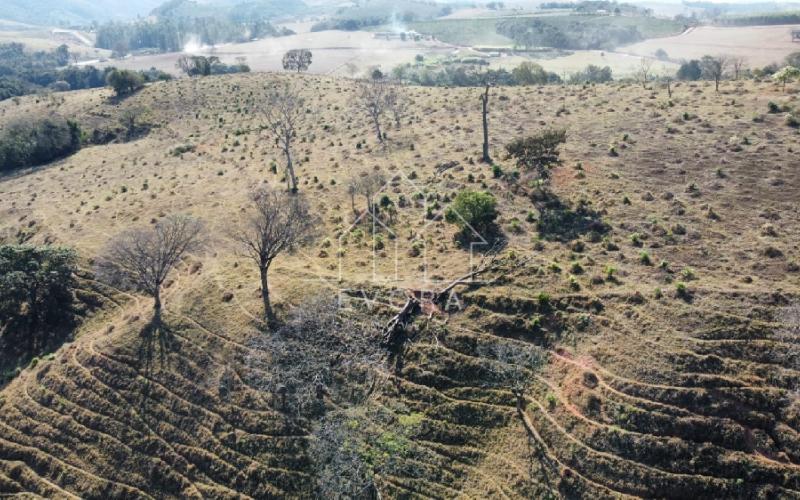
[534,191,609,242]
[136,314,176,408]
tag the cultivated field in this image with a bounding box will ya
[619,24,800,67]
[103,30,452,77]
[1,71,800,497]
[0,19,104,59]
[486,50,679,77]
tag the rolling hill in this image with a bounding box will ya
[0,72,799,497]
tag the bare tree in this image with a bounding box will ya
[348,171,386,217]
[356,78,391,143]
[346,177,360,215]
[730,56,746,80]
[245,295,384,413]
[383,80,408,129]
[477,338,555,493]
[97,215,203,321]
[700,55,729,92]
[636,57,653,89]
[311,409,389,499]
[479,83,491,163]
[664,76,673,98]
[119,106,149,140]
[231,188,316,322]
[261,84,304,192]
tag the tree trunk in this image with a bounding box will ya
[284,147,298,193]
[373,116,383,143]
[259,263,274,322]
[480,85,491,164]
[715,78,720,92]
[153,290,162,324]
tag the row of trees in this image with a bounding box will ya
[395,52,798,91]
[391,61,565,87]
[673,52,800,91]
[0,39,173,102]
[0,43,110,100]
[97,188,313,326]
[175,55,250,77]
[496,17,644,50]
[95,18,290,55]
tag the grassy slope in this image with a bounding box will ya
[0,74,799,497]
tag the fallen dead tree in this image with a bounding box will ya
[381,252,504,351]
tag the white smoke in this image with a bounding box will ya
[183,35,211,54]
[388,10,407,34]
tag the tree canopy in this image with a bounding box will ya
[506,129,568,181]
[445,190,499,239]
[282,49,313,72]
[0,245,77,354]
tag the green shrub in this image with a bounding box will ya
[444,190,498,238]
[675,281,689,299]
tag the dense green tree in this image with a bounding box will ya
[512,62,550,85]
[0,245,77,353]
[676,59,702,80]
[0,116,81,173]
[106,69,145,96]
[282,49,313,72]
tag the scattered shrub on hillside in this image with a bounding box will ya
[0,115,81,173]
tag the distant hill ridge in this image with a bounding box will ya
[0,0,306,27]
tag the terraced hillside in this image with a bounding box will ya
[1,73,799,498]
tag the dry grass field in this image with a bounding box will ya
[487,50,679,77]
[1,71,800,497]
[104,31,452,77]
[0,20,104,59]
[619,24,800,67]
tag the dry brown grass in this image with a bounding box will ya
[1,72,800,497]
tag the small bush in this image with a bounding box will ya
[675,281,690,299]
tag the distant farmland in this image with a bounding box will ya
[410,14,687,48]
[619,24,800,67]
